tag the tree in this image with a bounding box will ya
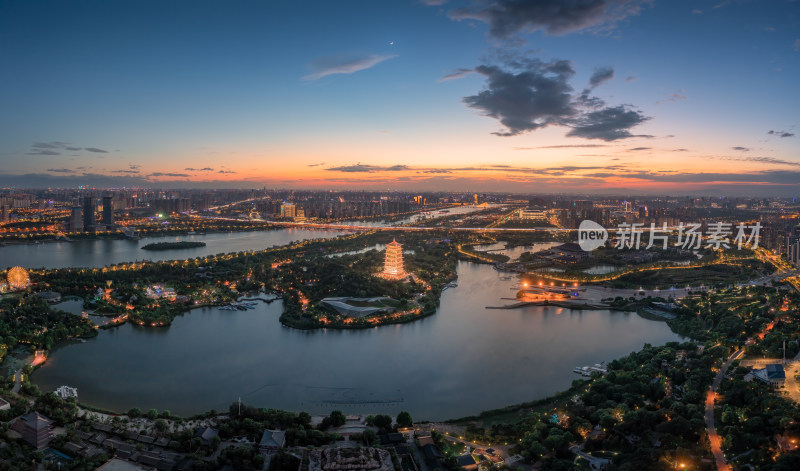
[154,419,168,433]
[128,408,141,418]
[329,410,346,428]
[147,409,159,420]
[372,414,393,433]
[396,411,413,428]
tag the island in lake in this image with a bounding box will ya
[141,241,207,251]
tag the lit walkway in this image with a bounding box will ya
[705,349,742,471]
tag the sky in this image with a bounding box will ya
[0,0,798,195]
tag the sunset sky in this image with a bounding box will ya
[0,0,798,195]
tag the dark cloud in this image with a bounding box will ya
[327,164,411,173]
[46,168,74,173]
[32,142,68,149]
[438,68,475,82]
[423,169,452,174]
[628,147,650,151]
[421,0,448,5]
[588,66,614,88]
[566,105,651,141]
[463,60,577,136]
[149,172,190,177]
[448,0,651,38]
[110,169,141,174]
[464,57,649,139]
[28,141,112,155]
[307,162,326,167]
[672,148,689,152]
[767,130,795,138]
[218,170,237,174]
[185,167,215,171]
[303,53,398,81]
[732,146,750,152]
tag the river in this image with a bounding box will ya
[33,260,683,420]
[0,228,344,270]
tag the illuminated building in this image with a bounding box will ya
[280,202,296,219]
[382,239,406,279]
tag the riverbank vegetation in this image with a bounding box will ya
[0,295,96,359]
[141,241,206,251]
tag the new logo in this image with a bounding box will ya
[578,220,608,251]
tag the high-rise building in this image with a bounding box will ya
[280,202,296,219]
[102,195,114,226]
[788,235,800,266]
[0,204,8,223]
[83,196,96,231]
[69,206,83,232]
[382,239,406,279]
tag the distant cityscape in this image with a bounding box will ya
[2,189,799,267]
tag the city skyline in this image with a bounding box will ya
[1,0,798,195]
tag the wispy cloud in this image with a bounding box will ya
[768,129,795,138]
[715,156,800,167]
[25,141,112,156]
[149,172,190,178]
[438,68,475,82]
[46,168,74,173]
[27,150,61,156]
[303,53,398,81]
[731,146,750,152]
[655,90,687,105]
[326,164,410,173]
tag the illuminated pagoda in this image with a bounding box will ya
[382,239,406,280]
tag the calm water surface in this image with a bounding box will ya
[0,228,343,270]
[34,261,682,420]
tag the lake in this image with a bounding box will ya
[0,228,344,270]
[34,260,683,421]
